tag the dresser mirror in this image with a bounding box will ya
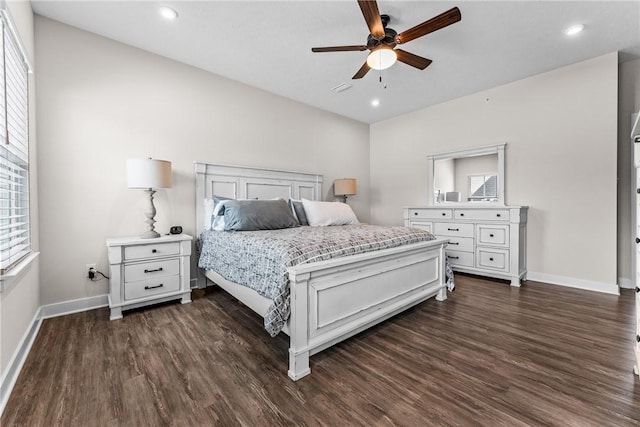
[427,143,506,205]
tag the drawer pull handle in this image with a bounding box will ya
[152,249,157,253]
[442,212,446,216]
[449,242,459,245]
[460,213,464,217]
[635,287,639,293]
[144,267,164,273]
[448,256,459,260]
[144,284,164,290]
[497,214,501,217]
[489,234,494,237]
[447,228,459,231]
[637,238,640,244]
[489,257,494,261]
[637,335,640,343]
[414,212,418,216]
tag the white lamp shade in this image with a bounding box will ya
[366,47,397,70]
[127,158,172,189]
[334,178,357,196]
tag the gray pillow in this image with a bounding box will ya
[213,195,232,215]
[223,199,299,231]
[289,200,309,226]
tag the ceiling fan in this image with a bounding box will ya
[311,1,462,79]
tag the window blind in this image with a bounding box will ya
[0,14,30,274]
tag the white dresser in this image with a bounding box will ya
[404,205,527,286]
[106,234,193,320]
[632,112,640,377]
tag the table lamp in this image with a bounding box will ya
[127,158,172,238]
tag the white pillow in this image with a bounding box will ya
[203,198,215,231]
[211,200,232,231]
[301,199,359,226]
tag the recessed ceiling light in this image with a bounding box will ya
[371,99,380,107]
[159,6,178,20]
[565,24,584,36]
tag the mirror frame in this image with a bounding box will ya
[427,143,506,206]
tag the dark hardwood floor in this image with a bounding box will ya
[2,275,639,426]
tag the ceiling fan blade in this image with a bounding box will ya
[311,45,368,53]
[395,49,432,70]
[352,62,371,79]
[396,7,462,45]
[357,0,385,39]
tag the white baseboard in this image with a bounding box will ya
[527,271,619,295]
[0,307,42,416]
[618,277,634,290]
[190,278,198,289]
[39,294,108,319]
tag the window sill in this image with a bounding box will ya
[0,252,39,293]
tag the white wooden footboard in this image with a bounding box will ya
[287,239,447,380]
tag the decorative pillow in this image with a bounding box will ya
[288,199,309,226]
[223,199,299,231]
[301,199,359,226]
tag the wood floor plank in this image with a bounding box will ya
[2,274,639,426]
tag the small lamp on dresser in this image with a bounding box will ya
[127,158,172,239]
[334,178,357,203]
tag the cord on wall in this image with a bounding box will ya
[88,267,109,281]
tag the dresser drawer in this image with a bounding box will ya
[434,222,474,237]
[124,242,180,261]
[124,259,180,282]
[476,248,510,272]
[454,209,510,221]
[124,275,180,300]
[410,221,433,233]
[446,236,474,252]
[446,250,474,267]
[409,209,452,220]
[477,224,510,247]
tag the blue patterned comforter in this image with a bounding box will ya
[198,224,453,336]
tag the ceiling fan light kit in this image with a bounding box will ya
[367,46,397,70]
[311,1,461,80]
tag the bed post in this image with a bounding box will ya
[436,245,448,302]
[287,270,311,380]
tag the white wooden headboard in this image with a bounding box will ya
[194,162,323,235]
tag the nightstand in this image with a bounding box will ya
[106,234,193,320]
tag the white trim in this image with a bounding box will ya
[0,1,32,72]
[528,271,619,295]
[39,294,108,319]
[0,252,39,293]
[618,277,634,290]
[0,307,42,416]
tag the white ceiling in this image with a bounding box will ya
[31,1,640,124]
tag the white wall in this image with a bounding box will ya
[370,53,619,287]
[617,59,640,286]
[34,17,370,305]
[0,0,39,384]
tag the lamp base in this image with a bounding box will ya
[140,230,161,239]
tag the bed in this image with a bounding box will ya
[195,162,450,380]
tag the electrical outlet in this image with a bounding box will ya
[86,263,96,278]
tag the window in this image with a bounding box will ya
[0,11,30,275]
[468,174,498,201]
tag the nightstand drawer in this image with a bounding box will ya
[409,209,452,220]
[124,259,179,282]
[125,275,180,300]
[446,250,474,267]
[476,248,510,272]
[434,222,474,237]
[124,242,180,261]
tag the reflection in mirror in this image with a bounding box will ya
[428,144,505,205]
